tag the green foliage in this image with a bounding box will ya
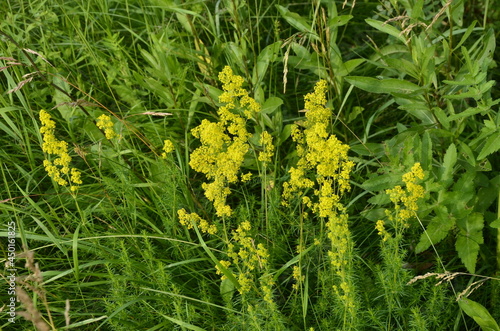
[1,0,499,330]
[459,298,500,331]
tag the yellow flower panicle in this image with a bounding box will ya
[292,265,305,290]
[189,66,261,217]
[258,131,274,165]
[217,221,273,300]
[39,110,82,191]
[282,80,354,210]
[161,139,175,158]
[96,114,117,140]
[177,208,217,235]
[385,162,425,228]
[281,80,356,313]
[375,220,390,242]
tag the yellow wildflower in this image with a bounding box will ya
[177,208,217,234]
[281,81,355,311]
[39,110,82,190]
[375,220,390,242]
[215,260,232,280]
[258,131,274,164]
[217,220,273,299]
[292,265,305,290]
[189,66,261,217]
[161,139,175,158]
[96,114,117,140]
[238,273,253,294]
[385,163,425,226]
[282,80,354,210]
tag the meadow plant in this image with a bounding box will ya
[161,139,174,158]
[378,162,425,234]
[39,109,82,191]
[374,163,426,326]
[282,79,357,327]
[188,66,261,218]
[96,114,117,140]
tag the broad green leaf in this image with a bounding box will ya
[442,78,476,86]
[328,15,353,28]
[220,278,235,303]
[262,97,283,115]
[397,101,435,124]
[291,42,312,61]
[52,76,73,122]
[453,21,477,51]
[350,143,384,156]
[276,5,315,37]
[385,58,419,80]
[458,298,500,331]
[477,131,500,160]
[365,19,406,43]
[225,42,246,73]
[451,0,464,27]
[410,0,424,20]
[337,59,366,77]
[279,124,293,144]
[361,208,386,222]
[448,105,489,121]
[415,205,455,253]
[367,193,390,205]
[433,107,450,130]
[346,106,364,124]
[477,29,496,68]
[194,82,223,105]
[253,41,281,86]
[345,76,421,94]
[456,213,484,273]
[440,143,457,185]
[443,89,480,100]
[490,219,500,228]
[361,173,403,192]
[458,142,477,170]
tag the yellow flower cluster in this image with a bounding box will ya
[384,162,425,228]
[189,66,261,217]
[96,114,117,140]
[281,80,356,312]
[177,208,217,235]
[292,265,305,290]
[161,139,174,158]
[375,220,390,242]
[258,131,274,165]
[216,221,272,298]
[39,110,82,191]
[282,80,354,212]
[333,279,355,311]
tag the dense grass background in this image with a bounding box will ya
[1,0,499,330]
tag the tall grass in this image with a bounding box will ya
[1,0,499,330]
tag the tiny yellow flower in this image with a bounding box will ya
[177,208,217,234]
[161,139,175,158]
[189,67,263,217]
[385,162,425,225]
[96,114,117,139]
[39,110,82,190]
